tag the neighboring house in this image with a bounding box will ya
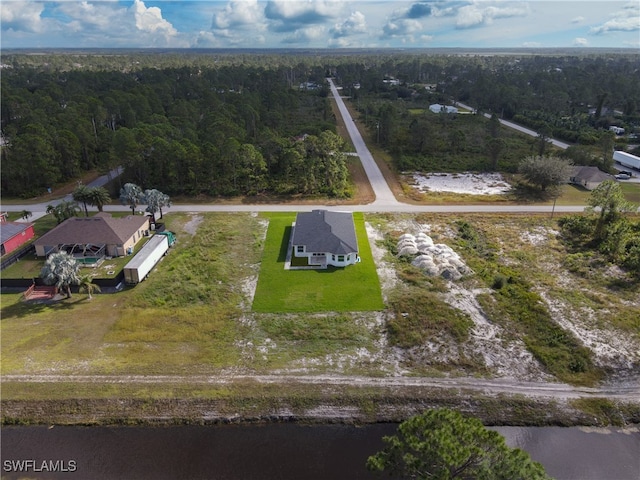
[569,166,613,190]
[291,210,359,268]
[1,222,35,256]
[429,103,458,114]
[34,212,150,258]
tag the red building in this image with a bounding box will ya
[1,221,35,256]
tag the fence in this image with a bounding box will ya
[1,244,35,271]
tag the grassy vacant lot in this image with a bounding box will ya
[2,211,639,427]
[252,212,384,313]
[1,213,261,376]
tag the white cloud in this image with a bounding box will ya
[282,25,326,44]
[56,1,121,30]
[212,0,265,30]
[2,0,639,50]
[330,11,366,38]
[590,2,640,34]
[456,2,530,29]
[573,37,588,46]
[209,0,268,46]
[456,4,484,28]
[132,0,177,36]
[1,0,45,32]
[382,18,423,38]
[265,0,341,22]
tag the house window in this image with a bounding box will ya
[338,255,344,262]
[296,245,304,253]
[332,255,336,261]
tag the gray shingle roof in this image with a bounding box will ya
[292,210,358,255]
[34,213,148,247]
[570,166,612,183]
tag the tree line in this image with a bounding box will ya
[2,52,638,197]
[1,62,348,198]
[334,53,639,174]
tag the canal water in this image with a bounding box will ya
[2,423,639,479]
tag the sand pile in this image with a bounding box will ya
[397,233,472,280]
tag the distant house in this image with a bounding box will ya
[1,222,35,256]
[34,212,149,258]
[569,166,613,190]
[291,210,359,268]
[429,103,458,114]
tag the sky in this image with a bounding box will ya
[1,0,639,50]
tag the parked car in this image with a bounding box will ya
[615,173,631,180]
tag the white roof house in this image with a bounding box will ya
[429,104,458,114]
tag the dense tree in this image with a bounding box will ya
[143,188,171,221]
[586,179,637,240]
[72,183,91,216]
[86,186,111,212]
[486,138,505,171]
[519,155,573,192]
[40,252,81,299]
[2,52,638,198]
[46,201,80,224]
[367,409,550,480]
[559,182,639,277]
[119,183,143,215]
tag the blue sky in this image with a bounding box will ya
[1,1,639,49]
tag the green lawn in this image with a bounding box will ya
[551,182,640,206]
[252,212,384,313]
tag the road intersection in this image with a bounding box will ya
[2,85,593,216]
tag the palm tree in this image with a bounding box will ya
[40,252,81,299]
[72,183,91,216]
[46,201,80,224]
[19,210,33,221]
[119,183,143,215]
[86,186,111,212]
[78,274,101,300]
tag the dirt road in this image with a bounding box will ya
[4,374,639,401]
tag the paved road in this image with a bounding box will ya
[327,77,398,206]
[1,95,591,216]
[2,166,124,222]
[455,101,571,149]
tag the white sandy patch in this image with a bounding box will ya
[410,172,511,195]
[540,292,640,373]
[365,222,398,296]
[521,226,559,246]
[444,284,550,380]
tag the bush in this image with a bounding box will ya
[492,273,509,290]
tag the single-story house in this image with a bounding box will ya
[569,166,613,190]
[34,212,150,258]
[291,210,359,268]
[429,103,458,114]
[1,222,35,256]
